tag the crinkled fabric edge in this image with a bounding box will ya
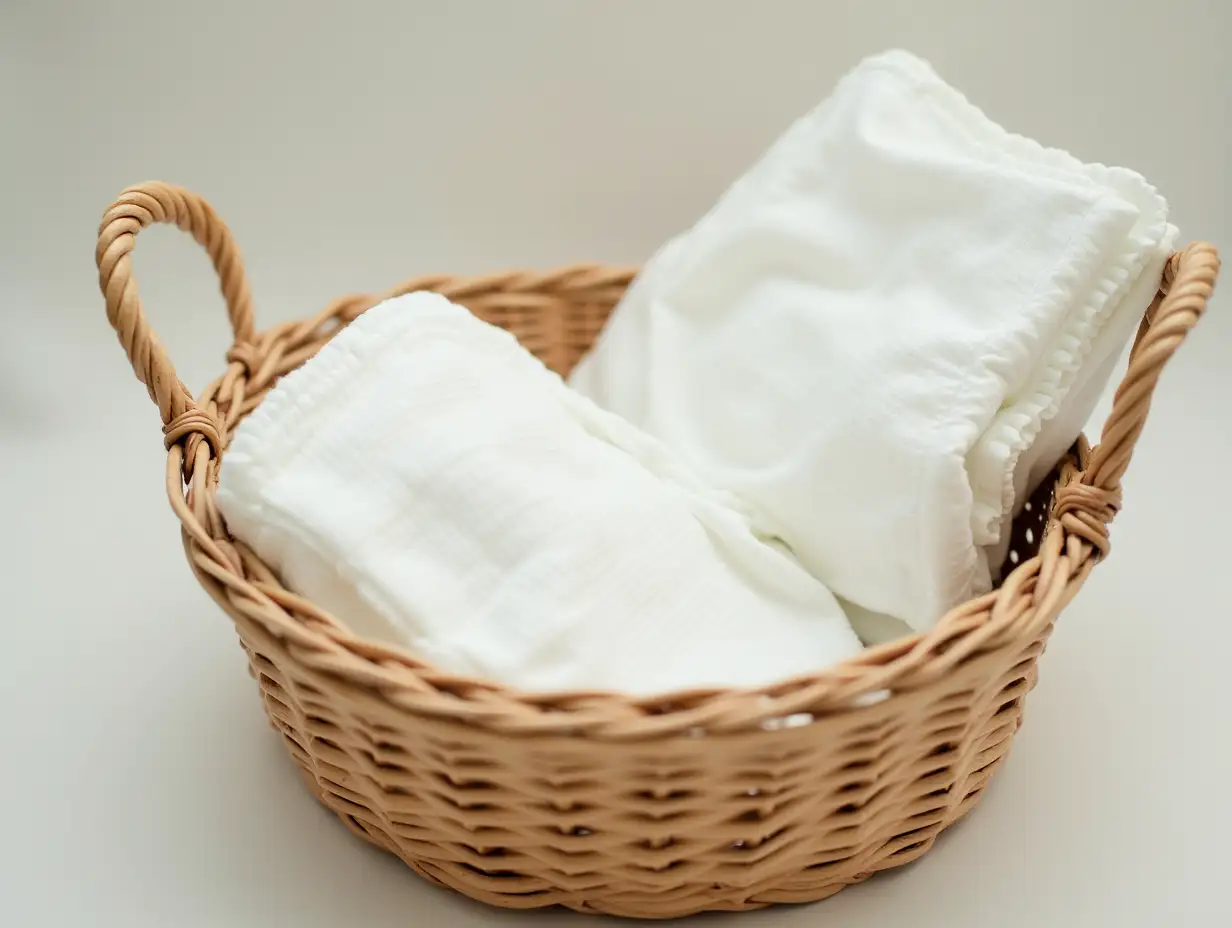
[863,50,1169,547]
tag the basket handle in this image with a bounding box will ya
[95,182,255,454]
[1056,242,1219,546]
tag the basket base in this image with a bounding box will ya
[286,730,1013,919]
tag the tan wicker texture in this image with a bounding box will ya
[96,182,1219,919]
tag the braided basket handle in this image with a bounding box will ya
[96,182,255,453]
[1054,242,1219,550]
[1087,242,1219,491]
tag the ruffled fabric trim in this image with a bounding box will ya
[859,51,1169,547]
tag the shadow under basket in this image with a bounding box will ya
[96,182,1220,920]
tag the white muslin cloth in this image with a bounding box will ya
[216,292,866,694]
[569,50,1174,635]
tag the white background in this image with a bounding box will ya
[2,1,1229,924]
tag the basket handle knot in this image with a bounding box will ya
[1052,481,1120,557]
[225,341,262,377]
[163,408,223,456]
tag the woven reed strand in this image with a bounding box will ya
[96,183,1219,919]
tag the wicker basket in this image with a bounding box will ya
[96,182,1218,920]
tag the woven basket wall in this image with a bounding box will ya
[96,183,1219,920]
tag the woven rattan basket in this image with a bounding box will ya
[97,182,1219,919]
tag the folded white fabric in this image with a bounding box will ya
[569,49,1174,634]
[217,292,866,694]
